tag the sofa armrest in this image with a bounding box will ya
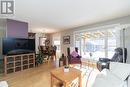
[128,75,130,87]
[0,81,8,87]
[77,56,82,58]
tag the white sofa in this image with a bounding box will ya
[0,81,8,87]
[128,76,130,87]
[92,62,130,87]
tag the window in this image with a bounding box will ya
[54,40,61,51]
[74,29,120,60]
[39,37,46,46]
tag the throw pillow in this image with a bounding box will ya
[70,51,79,58]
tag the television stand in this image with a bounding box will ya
[4,53,35,74]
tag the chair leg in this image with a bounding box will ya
[47,56,50,63]
[80,63,82,69]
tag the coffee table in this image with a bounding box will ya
[50,67,82,87]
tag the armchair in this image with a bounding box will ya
[97,47,127,71]
[111,47,127,62]
[67,47,82,66]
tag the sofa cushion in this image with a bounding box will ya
[92,69,124,87]
[110,62,130,80]
[70,51,79,58]
[0,81,8,87]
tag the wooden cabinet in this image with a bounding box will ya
[4,53,35,74]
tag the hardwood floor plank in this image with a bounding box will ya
[0,61,58,87]
[0,60,99,87]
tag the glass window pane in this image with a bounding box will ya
[84,38,105,60]
[108,37,117,58]
[74,29,120,61]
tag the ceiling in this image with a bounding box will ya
[12,0,130,33]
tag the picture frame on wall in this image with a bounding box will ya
[63,35,70,44]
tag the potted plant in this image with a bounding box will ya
[35,51,45,66]
[64,65,69,72]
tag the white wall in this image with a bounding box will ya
[0,19,6,59]
[50,33,61,58]
[35,33,43,53]
[51,15,130,63]
[125,27,130,63]
[51,33,61,45]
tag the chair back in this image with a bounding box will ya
[111,47,127,63]
[67,47,79,56]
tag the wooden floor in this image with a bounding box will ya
[0,60,59,87]
[0,60,99,87]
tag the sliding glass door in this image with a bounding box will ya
[74,29,120,60]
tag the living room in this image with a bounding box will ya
[0,0,130,87]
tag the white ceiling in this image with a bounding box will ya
[12,0,130,33]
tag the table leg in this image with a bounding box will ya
[51,74,53,87]
[79,75,82,87]
[64,82,69,87]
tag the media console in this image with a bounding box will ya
[4,53,35,74]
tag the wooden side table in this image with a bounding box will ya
[50,67,82,87]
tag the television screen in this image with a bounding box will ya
[3,38,35,55]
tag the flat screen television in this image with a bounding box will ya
[3,38,35,55]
